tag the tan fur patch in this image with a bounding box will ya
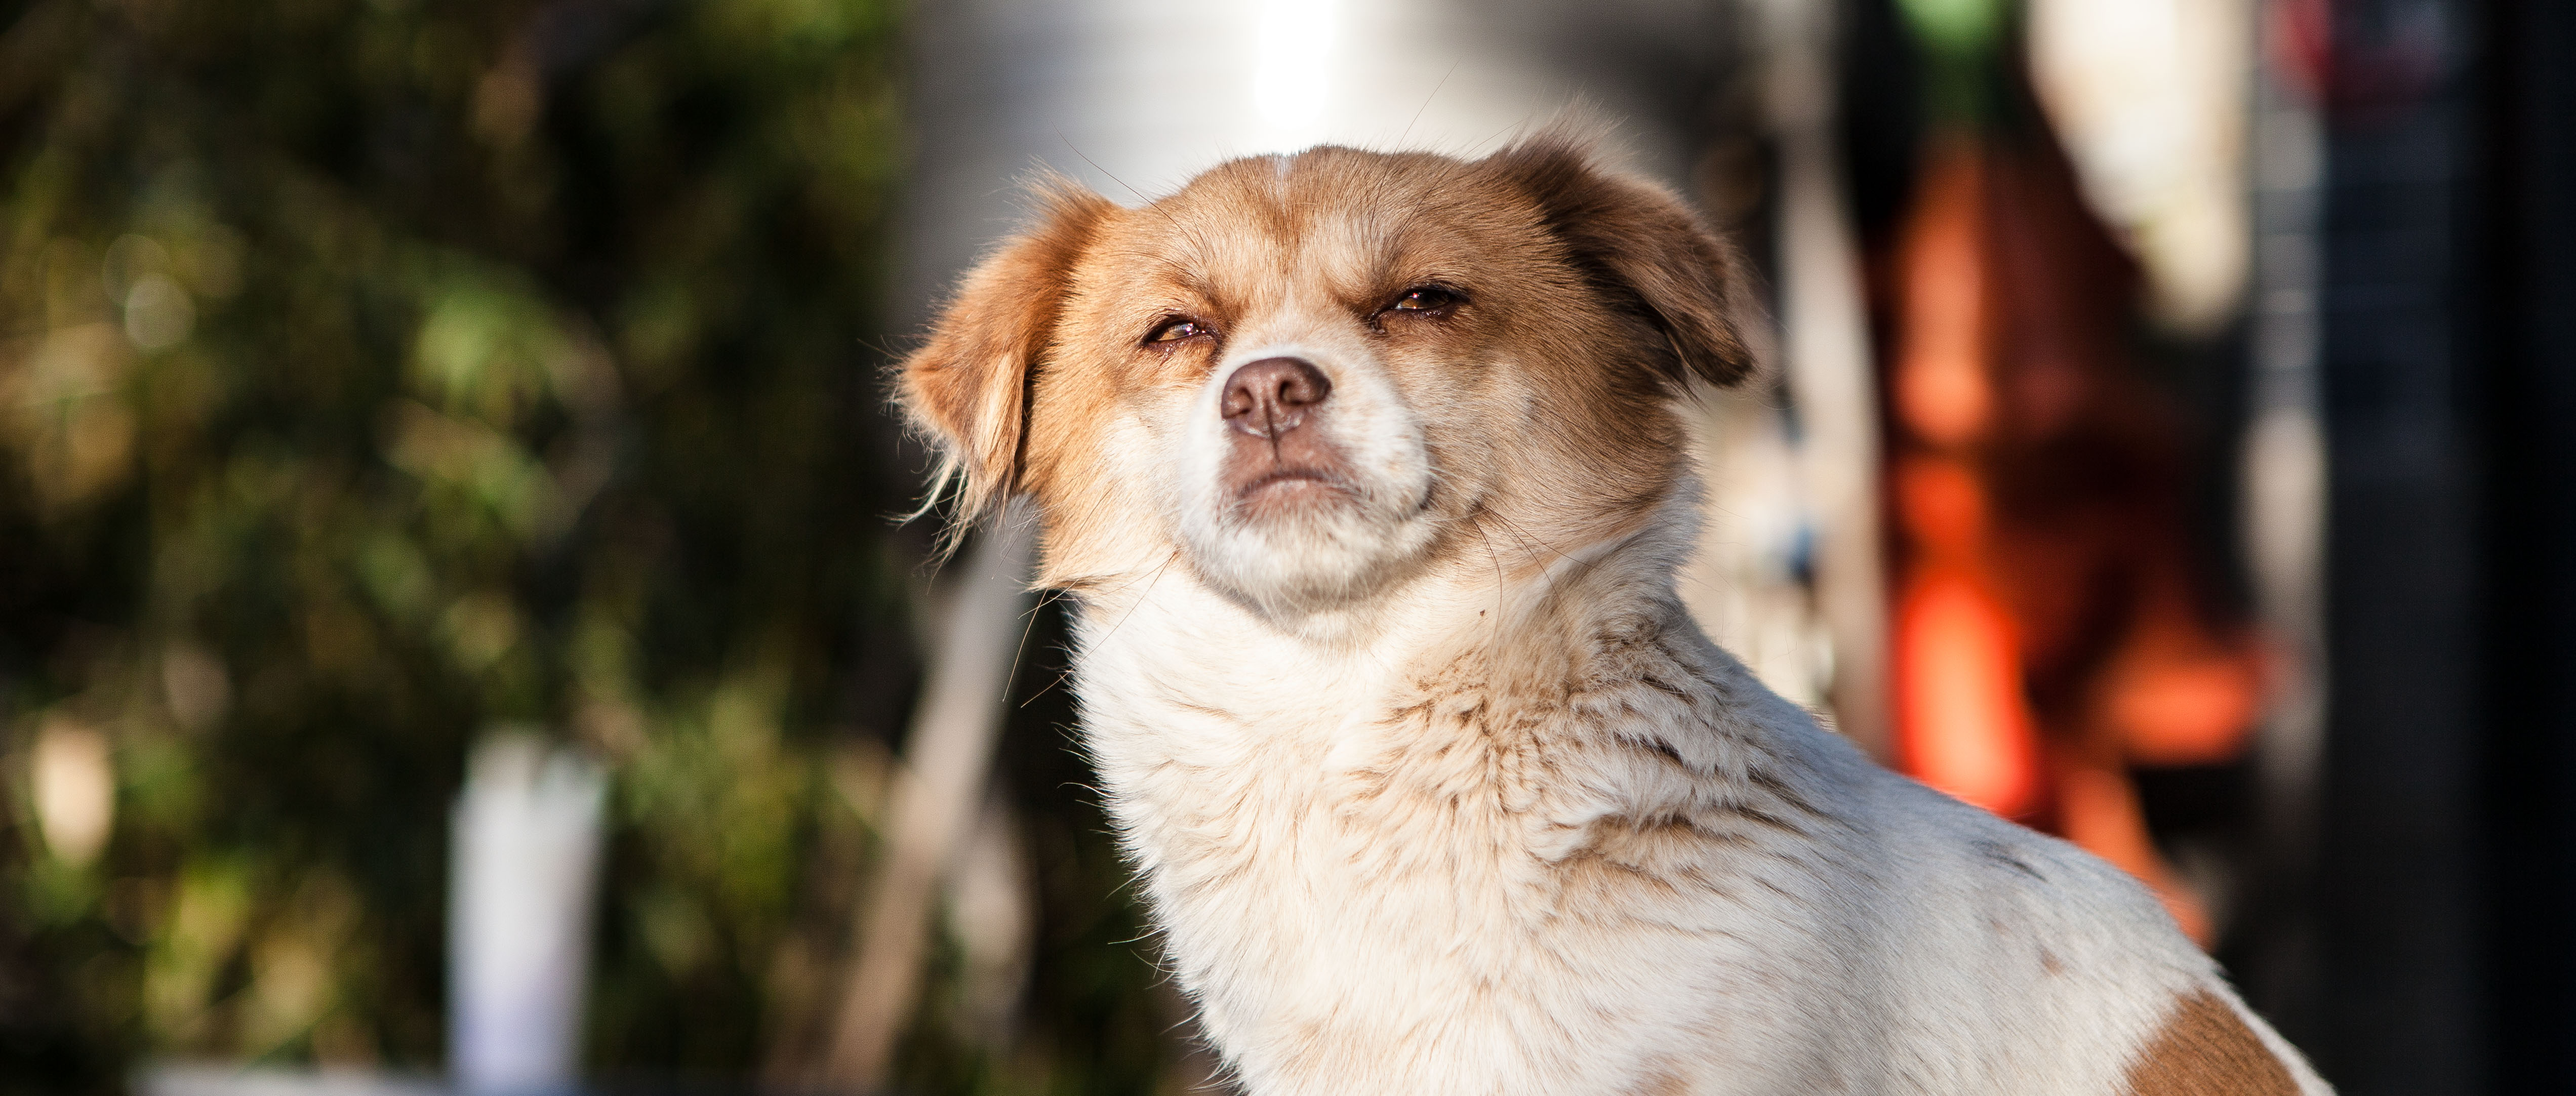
[1628,1069,1689,1096]
[2122,990,2298,1095]
[899,178,1115,525]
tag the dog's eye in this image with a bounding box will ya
[1386,286,1462,315]
[1145,317,1208,345]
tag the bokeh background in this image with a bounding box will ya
[1,0,2569,1093]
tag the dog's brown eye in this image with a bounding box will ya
[1386,287,1462,314]
[1146,317,1207,345]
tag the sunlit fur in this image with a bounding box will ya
[898,131,2331,1095]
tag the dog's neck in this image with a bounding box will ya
[1063,495,1812,846]
[1074,507,1684,721]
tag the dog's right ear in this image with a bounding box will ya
[899,179,1116,525]
[1484,131,1757,389]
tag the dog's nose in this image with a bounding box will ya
[1221,357,1333,439]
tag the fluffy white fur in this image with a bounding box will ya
[903,139,2330,1096]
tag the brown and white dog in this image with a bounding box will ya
[896,132,2329,1096]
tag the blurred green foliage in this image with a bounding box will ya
[0,1,1178,1092]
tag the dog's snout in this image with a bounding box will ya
[1221,357,1332,439]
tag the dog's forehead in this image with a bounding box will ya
[1102,149,1531,297]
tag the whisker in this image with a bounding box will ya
[1399,60,1462,149]
[1061,134,1183,227]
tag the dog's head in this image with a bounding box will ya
[900,134,1753,621]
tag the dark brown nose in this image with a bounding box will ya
[1221,357,1333,439]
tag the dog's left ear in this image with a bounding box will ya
[898,178,1117,525]
[1486,134,1757,388]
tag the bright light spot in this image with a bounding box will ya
[2027,0,2250,332]
[32,715,114,866]
[1252,0,1342,145]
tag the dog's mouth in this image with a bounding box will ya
[1219,400,1362,520]
[1231,466,1356,517]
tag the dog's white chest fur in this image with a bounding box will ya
[1069,562,2289,1096]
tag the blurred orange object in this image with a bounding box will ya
[1877,130,2260,950]
[1896,567,2044,819]
[2095,584,2270,767]
[1892,140,1994,448]
[1885,143,2049,823]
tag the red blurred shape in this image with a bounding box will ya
[1896,567,2044,820]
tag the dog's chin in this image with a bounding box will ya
[1179,481,1437,620]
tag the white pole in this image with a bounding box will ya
[450,733,607,1096]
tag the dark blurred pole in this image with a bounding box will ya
[2308,0,2576,1089]
[2235,0,2330,1050]
[2475,0,2576,1089]
[2308,0,2489,1088]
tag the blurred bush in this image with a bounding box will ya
[0,2,1172,1092]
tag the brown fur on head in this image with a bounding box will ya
[1481,137,1757,391]
[897,131,1753,615]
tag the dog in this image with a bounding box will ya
[895,132,2330,1095]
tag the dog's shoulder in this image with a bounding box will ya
[1581,628,2324,1094]
[1788,733,2325,1094]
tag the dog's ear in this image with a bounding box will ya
[899,178,1116,525]
[1485,133,1757,388]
